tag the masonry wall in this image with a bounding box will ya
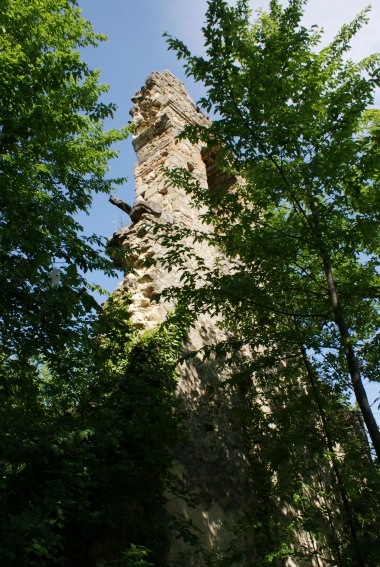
[110,71,337,566]
[109,70,260,564]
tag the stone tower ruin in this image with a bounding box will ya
[110,69,251,562]
[109,70,347,566]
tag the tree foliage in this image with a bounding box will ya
[164,0,380,455]
[159,0,380,563]
[0,293,182,566]
[0,3,180,565]
[0,0,130,362]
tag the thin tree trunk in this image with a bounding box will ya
[308,198,380,460]
[299,341,364,567]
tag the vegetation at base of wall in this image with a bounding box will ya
[0,292,183,566]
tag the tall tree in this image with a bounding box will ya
[0,0,130,363]
[163,0,380,459]
[0,3,178,564]
[157,1,380,562]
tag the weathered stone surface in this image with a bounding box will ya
[129,199,162,222]
[129,70,210,225]
[111,71,254,564]
[111,70,332,566]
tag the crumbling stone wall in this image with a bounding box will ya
[110,70,257,564]
[110,70,332,566]
[110,71,211,330]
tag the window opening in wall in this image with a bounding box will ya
[201,147,237,193]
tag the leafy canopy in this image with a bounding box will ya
[160,2,380,562]
[0,0,131,362]
[0,3,181,564]
[164,0,380,458]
